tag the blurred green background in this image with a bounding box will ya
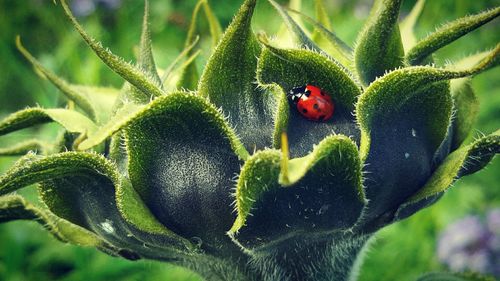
[0,0,498,280]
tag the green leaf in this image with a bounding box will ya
[0,140,49,156]
[229,135,365,251]
[0,152,194,258]
[0,108,97,137]
[354,0,404,85]
[406,7,500,65]
[175,0,222,90]
[395,130,499,221]
[448,51,493,149]
[59,0,165,99]
[160,36,200,89]
[185,0,222,50]
[286,7,352,69]
[77,102,144,150]
[357,45,499,160]
[198,0,275,151]
[126,92,247,254]
[312,0,332,33]
[0,194,118,252]
[268,0,319,51]
[257,39,361,156]
[137,0,161,85]
[399,0,425,51]
[174,50,201,90]
[356,48,498,222]
[16,36,97,122]
[450,79,479,150]
[71,85,121,124]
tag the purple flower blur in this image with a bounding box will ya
[71,0,121,17]
[438,209,500,277]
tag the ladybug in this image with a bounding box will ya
[287,85,335,122]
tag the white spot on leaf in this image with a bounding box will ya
[100,219,115,234]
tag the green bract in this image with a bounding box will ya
[1,0,499,280]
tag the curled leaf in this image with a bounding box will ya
[0,152,194,257]
[395,130,499,221]
[126,92,247,254]
[0,108,97,137]
[257,39,361,156]
[0,194,118,253]
[230,135,365,251]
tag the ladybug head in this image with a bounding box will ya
[287,85,309,104]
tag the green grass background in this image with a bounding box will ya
[0,0,499,280]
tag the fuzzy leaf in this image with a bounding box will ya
[0,140,48,156]
[137,0,161,85]
[359,80,452,222]
[0,195,118,252]
[268,0,319,51]
[0,152,193,258]
[354,0,404,85]
[59,0,164,99]
[399,0,425,51]
[286,7,352,69]
[257,40,361,156]
[198,0,275,151]
[229,135,365,251]
[0,108,97,137]
[395,130,499,221]
[356,50,500,222]
[126,92,247,254]
[357,45,499,160]
[16,37,97,122]
[447,51,493,149]
[406,7,500,65]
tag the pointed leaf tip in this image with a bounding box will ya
[355,0,405,85]
[198,0,275,151]
[268,0,319,51]
[59,0,164,99]
[138,0,161,85]
[407,6,500,65]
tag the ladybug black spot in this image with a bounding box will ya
[302,109,308,114]
[313,104,319,110]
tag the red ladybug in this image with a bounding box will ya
[287,85,335,122]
